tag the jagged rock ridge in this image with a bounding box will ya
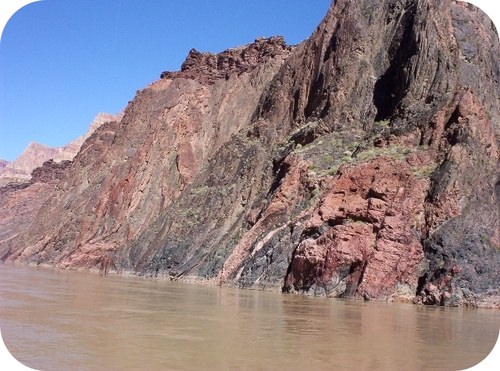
[0,0,499,308]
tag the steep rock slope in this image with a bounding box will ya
[0,36,293,268]
[0,0,499,308]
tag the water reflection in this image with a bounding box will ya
[0,264,498,370]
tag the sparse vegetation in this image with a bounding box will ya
[327,165,340,176]
[375,119,391,128]
[322,154,333,163]
[307,188,322,208]
[480,234,490,245]
[293,125,435,182]
[411,164,438,178]
[342,216,366,225]
[355,145,411,162]
[191,185,209,194]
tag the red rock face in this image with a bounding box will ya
[161,36,292,85]
[0,0,499,308]
[284,158,429,301]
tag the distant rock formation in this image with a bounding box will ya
[0,113,122,186]
[52,112,123,163]
[0,160,8,173]
[0,143,60,186]
[0,0,499,308]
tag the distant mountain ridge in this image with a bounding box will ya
[0,113,122,186]
[0,160,8,173]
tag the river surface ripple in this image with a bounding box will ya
[0,263,498,370]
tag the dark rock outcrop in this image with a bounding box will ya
[160,36,293,84]
[0,0,498,308]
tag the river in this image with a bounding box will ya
[0,263,498,370]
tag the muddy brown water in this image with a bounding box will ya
[0,263,498,370]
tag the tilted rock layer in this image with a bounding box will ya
[0,0,499,308]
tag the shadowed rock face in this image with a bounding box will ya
[0,0,499,308]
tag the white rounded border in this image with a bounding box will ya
[0,0,41,43]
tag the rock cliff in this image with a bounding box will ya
[0,0,499,308]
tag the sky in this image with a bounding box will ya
[0,0,332,161]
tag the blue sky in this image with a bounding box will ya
[0,0,331,161]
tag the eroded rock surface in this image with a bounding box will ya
[283,158,430,301]
[0,0,499,308]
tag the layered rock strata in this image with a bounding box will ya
[0,0,499,308]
